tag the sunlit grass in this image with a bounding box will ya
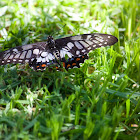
[0,0,140,139]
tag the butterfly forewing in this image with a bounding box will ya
[55,33,118,59]
[0,42,55,65]
[0,33,118,70]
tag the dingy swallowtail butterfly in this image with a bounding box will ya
[0,33,118,71]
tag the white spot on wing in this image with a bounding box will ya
[37,56,42,62]
[4,53,10,60]
[7,60,10,62]
[42,58,46,62]
[79,41,89,48]
[9,54,14,59]
[92,40,99,44]
[104,42,107,44]
[41,52,48,57]
[33,49,39,55]
[82,49,86,53]
[74,41,83,49]
[26,50,32,58]
[67,52,73,58]
[95,37,104,42]
[63,47,69,51]
[86,35,92,40]
[25,60,29,63]
[61,50,68,58]
[87,47,92,50]
[22,44,33,50]
[60,50,73,58]
[85,40,93,45]
[19,60,22,62]
[45,56,49,62]
[108,36,111,38]
[67,42,74,49]
[60,50,65,58]
[94,34,103,38]
[31,58,34,61]
[13,49,19,53]
[20,51,26,59]
[76,50,80,55]
[14,53,20,58]
[93,45,96,48]
[48,53,55,60]
[71,35,82,40]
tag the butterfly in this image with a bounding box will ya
[0,33,118,70]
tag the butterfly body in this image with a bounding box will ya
[0,33,118,70]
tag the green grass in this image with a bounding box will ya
[0,0,140,139]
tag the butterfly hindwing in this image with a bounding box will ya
[62,54,88,70]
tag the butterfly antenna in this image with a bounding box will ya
[50,24,66,37]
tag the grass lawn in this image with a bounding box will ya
[0,0,140,139]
